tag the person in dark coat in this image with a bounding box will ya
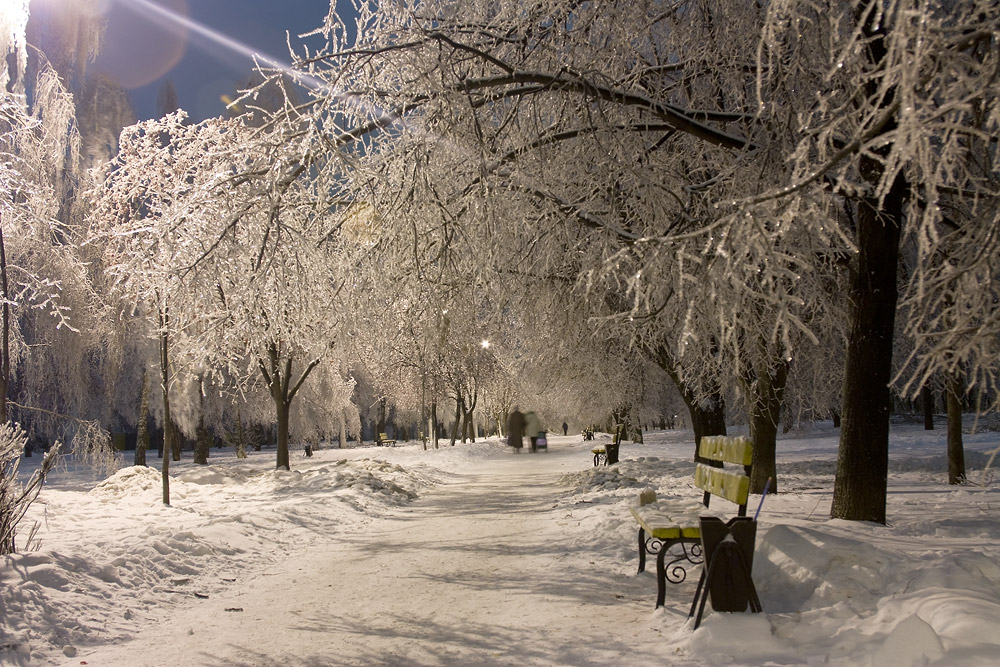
[562,422,568,436]
[507,407,526,452]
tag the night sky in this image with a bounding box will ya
[89,0,338,121]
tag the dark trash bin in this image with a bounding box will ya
[689,516,763,628]
[605,441,620,465]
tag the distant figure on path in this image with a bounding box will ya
[507,407,526,452]
[562,422,568,436]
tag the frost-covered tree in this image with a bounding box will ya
[92,108,365,475]
[279,0,998,523]
[1,4,109,470]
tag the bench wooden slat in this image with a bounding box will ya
[630,501,708,539]
[698,435,752,466]
[694,464,750,506]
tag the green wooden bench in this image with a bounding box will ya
[629,435,753,608]
[377,432,396,447]
[591,424,624,466]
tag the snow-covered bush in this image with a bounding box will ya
[0,423,61,554]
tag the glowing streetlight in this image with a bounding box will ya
[481,339,490,349]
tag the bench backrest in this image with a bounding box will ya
[695,435,753,515]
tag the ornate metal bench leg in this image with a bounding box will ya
[655,545,669,608]
[638,527,647,573]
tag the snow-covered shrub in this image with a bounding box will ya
[0,423,61,554]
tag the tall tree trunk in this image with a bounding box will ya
[449,392,462,446]
[463,386,478,443]
[831,172,903,524]
[831,5,904,525]
[258,343,320,470]
[749,359,789,495]
[0,225,9,425]
[235,408,247,459]
[135,369,149,466]
[170,419,182,461]
[376,397,387,442]
[946,371,967,485]
[158,313,172,506]
[922,384,935,430]
[274,394,291,470]
[431,399,439,449]
[339,409,347,449]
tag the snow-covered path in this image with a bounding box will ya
[60,440,674,666]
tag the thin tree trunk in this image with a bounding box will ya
[449,392,462,446]
[922,384,935,430]
[0,225,9,424]
[339,409,347,449]
[135,369,149,466]
[749,359,788,495]
[170,419,182,461]
[158,313,171,506]
[376,398,387,443]
[946,371,967,485]
[431,399,439,449]
[235,408,247,459]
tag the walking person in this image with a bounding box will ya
[524,411,543,453]
[562,421,568,436]
[507,407,526,453]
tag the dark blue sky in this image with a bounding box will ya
[90,0,338,121]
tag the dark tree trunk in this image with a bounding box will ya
[170,419,182,461]
[194,424,211,465]
[431,399,439,449]
[463,386,478,443]
[259,343,319,471]
[235,408,248,458]
[337,409,347,451]
[0,225,9,425]
[135,369,149,467]
[946,371,967,485]
[158,318,172,506]
[749,360,789,495]
[376,398,387,442]
[449,392,462,446]
[922,384,935,430]
[274,396,290,470]
[650,343,726,463]
[687,394,727,464]
[831,172,904,524]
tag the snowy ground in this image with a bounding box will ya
[2,420,999,666]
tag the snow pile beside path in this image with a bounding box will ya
[742,521,1000,666]
[0,454,437,663]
